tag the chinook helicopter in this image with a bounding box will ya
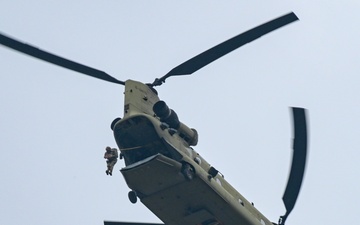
[0,12,307,225]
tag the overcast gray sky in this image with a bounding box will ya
[1,1,360,225]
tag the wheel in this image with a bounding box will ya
[128,190,137,204]
[181,163,195,180]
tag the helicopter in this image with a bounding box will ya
[0,11,307,225]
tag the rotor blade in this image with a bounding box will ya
[279,107,308,225]
[104,221,164,225]
[152,12,298,86]
[0,32,125,85]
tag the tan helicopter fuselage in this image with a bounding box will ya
[113,80,273,225]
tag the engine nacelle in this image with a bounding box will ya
[153,100,198,146]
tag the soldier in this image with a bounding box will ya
[104,146,118,176]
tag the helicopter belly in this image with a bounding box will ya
[121,154,263,225]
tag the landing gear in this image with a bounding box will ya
[181,163,195,180]
[128,190,137,204]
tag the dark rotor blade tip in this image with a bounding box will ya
[279,107,307,225]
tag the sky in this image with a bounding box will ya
[1,1,360,225]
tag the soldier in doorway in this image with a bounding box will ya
[104,146,118,176]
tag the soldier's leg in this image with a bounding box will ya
[106,161,111,175]
[109,159,117,176]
